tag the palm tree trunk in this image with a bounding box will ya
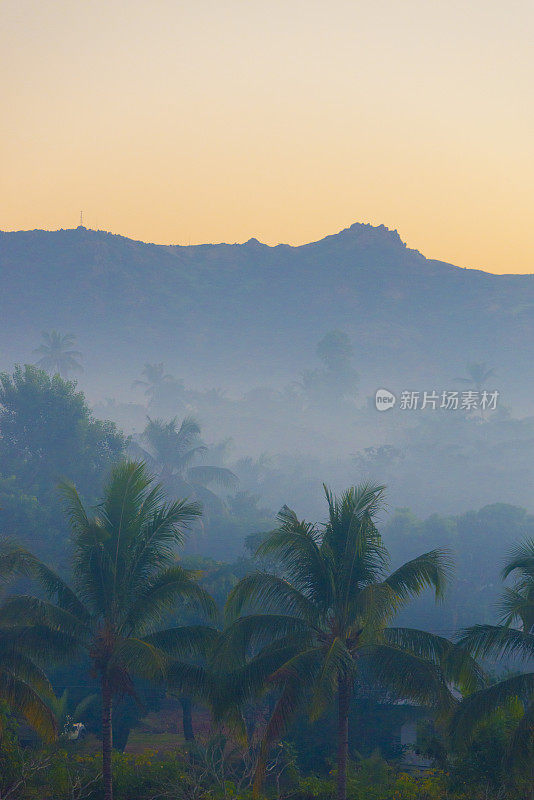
[101,676,113,800]
[336,674,351,800]
[179,696,195,742]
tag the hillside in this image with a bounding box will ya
[1,223,533,402]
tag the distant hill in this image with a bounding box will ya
[1,223,533,403]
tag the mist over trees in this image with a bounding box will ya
[2,224,534,404]
[1,225,534,798]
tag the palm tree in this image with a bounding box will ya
[134,417,237,509]
[0,542,59,742]
[224,484,479,800]
[132,363,174,403]
[33,331,83,378]
[452,539,534,784]
[0,461,217,800]
[455,362,495,394]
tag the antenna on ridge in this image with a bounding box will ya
[80,210,84,227]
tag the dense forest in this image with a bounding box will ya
[0,346,533,800]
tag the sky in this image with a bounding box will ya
[1,0,533,274]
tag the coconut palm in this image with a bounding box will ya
[132,363,174,402]
[134,417,237,509]
[0,542,59,741]
[455,362,495,393]
[0,461,218,800]
[452,539,534,778]
[223,484,480,800]
[33,331,83,378]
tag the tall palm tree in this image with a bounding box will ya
[453,539,534,782]
[223,484,479,800]
[33,331,83,378]
[0,542,59,741]
[0,461,217,800]
[134,417,237,508]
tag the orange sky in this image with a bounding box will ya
[1,0,533,273]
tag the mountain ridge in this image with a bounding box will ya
[1,222,533,402]
[0,222,482,269]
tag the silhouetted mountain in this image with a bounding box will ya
[1,223,533,402]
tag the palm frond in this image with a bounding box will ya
[127,497,202,590]
[110,637,168,681]
[57,481,92,535]
[323,483,386,569]
[0,672,56,742]
[72,692,98,721]
[0,625,81,665]
[29,559,90,623]
[217,637,309,710]
[310,637,353,720]
[451,672,534,745]
[0,595,90,643]
[125,565,217,633]
[384,628,485,694]
[364,643,456,713]
[349,582,400,634]
[225,573,319,624]
[256,507,333,607]
[166,661,212,704]
[0,649,53,697]
[384,550,452,604]
[219,614,312,669]
[459,624,534,662]
[502,538,534,582]
[0,540,37,582]
[188,465,238,489]
[498,588,534,628]
[144,625,220,658]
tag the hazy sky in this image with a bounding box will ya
[2,0,533,273]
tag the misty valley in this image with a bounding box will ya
[4,0,534,795]
[0,234,533,799]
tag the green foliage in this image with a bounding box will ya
[0,460,216,799]
[0,549,59,741]
[0,740,531,800]
[0,365,126,563]
[452,539,534,778]
[223,484,477,797]
[0,366,124,496]
[1,360,533,799]
[449,710,519,795]
[293,758,453,800]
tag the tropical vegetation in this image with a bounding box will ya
[0,365,531,800]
